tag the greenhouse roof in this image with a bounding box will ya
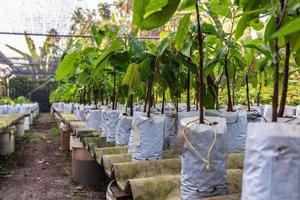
[0,0,109,78]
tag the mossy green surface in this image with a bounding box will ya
[0,114,23,130]
[129,175,180,200]
[227,153,244,169]
[84,136,115,157]
[113,158,181,190]
[102,154,132,177]
[126,169,242,200]
[95,146,128,165]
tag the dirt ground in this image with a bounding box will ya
[0,113,105,200]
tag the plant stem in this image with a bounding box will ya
[278,42,290,117]
[224,54,233,111]
[257,82,261,106]
[100,88,104,105]
[83,86,86,106]
[112,69,116,110]
[161,91,165,114]
[195,3,204,124]
[147,76,153,118]
[87,86,91,105]
[93,87,98,109]
[232,68,236,106]
[246,74,251,111]
[187,69,191,111]
[130,94,133,116]
[143,80,149,112]
[272,0,287,121]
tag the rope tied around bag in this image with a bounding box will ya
[182,118,217,171]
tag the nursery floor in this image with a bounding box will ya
[0,113,106,200]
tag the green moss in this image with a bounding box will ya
[95,146,128,165]
[50,126,60,136]
[227,153,244,169]
[129,175,180,200]
[113,158,181,190]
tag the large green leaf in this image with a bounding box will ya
[122,63,141,96]
[141,0,180,30]
[94,38,124,68]
[56,51,79,80]
[144,0,168,17]
[271,17,300,39]
[175,14,191,51]
[178,0,198,10]
[139,58,153,81]
[235,0,270,39]
[132,0,150,33]
[243,44,272,59]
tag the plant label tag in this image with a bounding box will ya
[134,124,141,146]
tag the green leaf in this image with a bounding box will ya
[243,44,272,59]
[56,52,79,81]
[25,33,39,61]
[144,0,168,17]
[91,26,105,46]
[178,0,198,10]
[235,14,257,39]
[94,38,124,68]
[141,0,180,30]
[157,38,169,56]
[175,14,191,50]
[271,17,300,39]
[139,58,153,81]
[122,63,141,96]
[132,0,150,33]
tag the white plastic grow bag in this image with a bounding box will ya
[296,105,300,118]
[105,110,121,142]
[220,110,247,152]
[130,112,164,160]
[180,116,228,200]
[116,114,132,146]
[242,122,300,200]
[263,104,295,121]
[63,103,73,114]
[85,110,102,131]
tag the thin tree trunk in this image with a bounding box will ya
[93,87,98,108]
[130,94,133,116]
[112,69,116,110]
[144,81,149,112]
[278,42,290,117]
[187,69,191,111]
[147,76,153,118]
[161,92,165,114]
[232,68,236,106]
[100,88,104,105]
[257,82,261,106]
[224,54,233,111]
[246,74,251,111]
[83,86,86,106]
[195,3,204,124]
[88,87,91,105]
[272,0,286,122]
